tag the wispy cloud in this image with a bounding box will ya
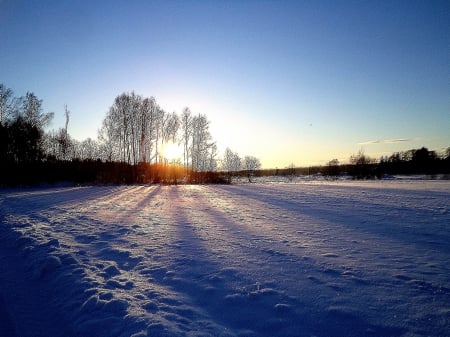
[358,138,415,145]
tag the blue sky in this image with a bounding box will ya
[1,0,449,168]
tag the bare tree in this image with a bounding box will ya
[58,105,71,160]
[7,92,55,163]
[207,143,218,172]
[350,149,373,166]
[138,97,156,163]
[105,92,137,164]
[152,107,166,164]
[180,108,192,169]
[98,113,118,162]
[74,138,99,160]
[191,114,216,172]
[222,148,241,183]
[116,93,132,163]
[21,92,54,129]
[243,155,261,182]
[165,112,180,143]
[99,93,217,181]
[101,92,182,166]
[160,112,180,164]
[0,84,15,125]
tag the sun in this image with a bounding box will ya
[162,141,183,162]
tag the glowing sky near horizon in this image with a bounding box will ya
[1,0,449,168]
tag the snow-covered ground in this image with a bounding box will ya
[1,180,449,337]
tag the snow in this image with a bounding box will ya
[1,180,449,337]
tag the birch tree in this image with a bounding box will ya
[98,113,118,162]
[180,108,192,168]
[191,114,216,172]
[0,84,15,125]
[222,147,241,183]
[21,92,54,129]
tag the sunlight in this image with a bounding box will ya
[162,141,183,162]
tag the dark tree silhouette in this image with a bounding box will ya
[324,159,340,177]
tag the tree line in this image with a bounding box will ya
[0,84,260,185]
[319,148,450,179]
[249,146,450,181]
[1,83,447,185]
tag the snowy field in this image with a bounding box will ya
[1,180,449,337]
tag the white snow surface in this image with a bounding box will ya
[1,180,449,337]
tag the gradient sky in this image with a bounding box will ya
[1,0,449,168]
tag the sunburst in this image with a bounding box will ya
[162,141,183,162]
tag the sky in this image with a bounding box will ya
[1,0,449,168]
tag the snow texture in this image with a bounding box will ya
[1,180,449,337]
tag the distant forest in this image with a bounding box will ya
[1,84,449,186]
[267,147,450,181]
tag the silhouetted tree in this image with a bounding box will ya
[0,122,8,164]
[0,84,16,125]
[410,147,438,173]
[20,92,54,130]
[98,113,119,162]
[349,150,375,178]
[9,115,44,164]
[324,158,340,177]
[180,108,192,169]
[137,96,158,163]
[60,105,71,160]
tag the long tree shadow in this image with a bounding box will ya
[0,186,125,216]
[146,186,405,337]
[214,184,450,253]
[209,184,450,335]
